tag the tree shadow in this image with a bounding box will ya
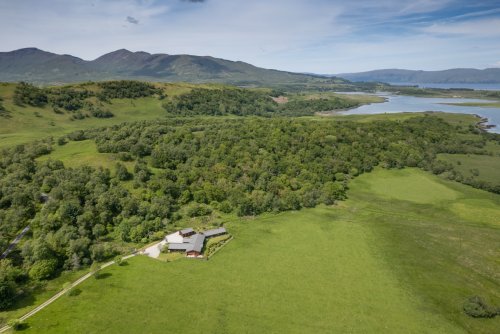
[67,288,82,297]
[16,322,30,331]
[5,290,36,312]
[95,272,112,280]
[0,111,12,119]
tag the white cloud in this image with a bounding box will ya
[422,18,500,37]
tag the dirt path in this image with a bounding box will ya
[0,253,136,333]
[0,226,30,260]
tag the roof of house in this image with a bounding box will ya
[169,233,205,253]
[202,227,227,238]
[186,233,205,253]
[168,243,190,251]
[179,228,194,235]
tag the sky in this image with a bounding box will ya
[1,0,500,73]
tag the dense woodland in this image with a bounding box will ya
[162,88,360,116]
[1,111,499,309]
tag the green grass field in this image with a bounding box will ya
[16,168,499,333]
[437,153,500,186]
[0,82,211,148]
[36,140,134,173]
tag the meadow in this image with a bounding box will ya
[437,153,500,186]
[0,82,199,148]
[17,168,499,334]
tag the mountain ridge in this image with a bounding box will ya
[337,68,500,84]
[0,47,340,86]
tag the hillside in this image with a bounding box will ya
[0,48,347,86]
[0,79,499,333]
[0,81,381,148]
[337,68,500,84]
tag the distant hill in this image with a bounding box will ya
[337,68,500,84]
[0,48,346,86]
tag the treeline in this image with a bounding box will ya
[97,81,161,100]
[162,88,359,117]
[12,81,161,120]
[0,114,497,309]
[162,88,278,116]
[280,98,359,115]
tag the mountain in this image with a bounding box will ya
[0,48,344,85]
[337,68,500,84]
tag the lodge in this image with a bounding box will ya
[167,227,227,257]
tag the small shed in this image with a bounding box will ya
[203,227,227,238]
[179,228,195,238]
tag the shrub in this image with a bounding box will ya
[115,255,126,266]
[28,259,58,281]
[463,296,499,318]
[67,130,87,141]
[8,319,26,331]
[115,163,132,181]
[90,107,114,118]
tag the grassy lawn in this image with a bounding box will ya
[0,268,88,327]
[437,153,500,186]
[18,168,499,333]
[0,82,209,149]
[36,140,134,172]
[0,95,166,149]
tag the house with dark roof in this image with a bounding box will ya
[167,227,227,258]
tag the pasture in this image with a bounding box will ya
[437,153,500,186]
[17,168,499,333]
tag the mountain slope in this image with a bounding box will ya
[338,68,500,84]
[0,48,343,85]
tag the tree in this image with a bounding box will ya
[115,163,132,181]
[90,262,101,279]
[0,277,16,310]
[28,259,58,281]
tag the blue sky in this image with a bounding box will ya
[1,0,500,73]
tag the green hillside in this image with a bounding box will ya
[0,48,347,86]
[18,169,500,334]
[0,79,498,334]
[0,81,382,148]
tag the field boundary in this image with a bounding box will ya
[206,235,233,259]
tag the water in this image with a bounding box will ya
[341,93,500,133]
[389,82,500,91]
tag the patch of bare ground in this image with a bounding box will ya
[272,96,288,104]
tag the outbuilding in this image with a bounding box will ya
[179,228,195,238]
[202,227,227,238]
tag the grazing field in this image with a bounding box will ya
[0,82,203,148]
[437,153,500,186]
[19,168,500,334]
[36,140,134,172]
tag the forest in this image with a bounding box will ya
[162,88,360,116]
[1,112,498,310]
